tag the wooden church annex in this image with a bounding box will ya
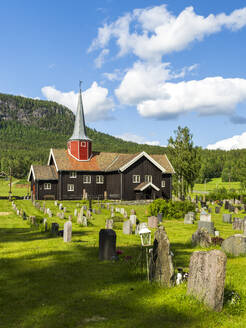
[28,86,175,201]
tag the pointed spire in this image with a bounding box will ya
[70,82,91,140]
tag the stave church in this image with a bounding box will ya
[28,87,175,201]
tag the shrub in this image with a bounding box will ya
[148,199,195,219]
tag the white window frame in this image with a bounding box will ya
[44,183,51,190]
[69,171,77,178]
[145,175,152,183]
[83,175,91,184]
[96,175,104,184]
[67,184,74,192]
[132,175,140,183]
[161,180,165,188]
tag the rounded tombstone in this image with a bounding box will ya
[99,229,116,261]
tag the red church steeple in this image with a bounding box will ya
[67,82,92,161]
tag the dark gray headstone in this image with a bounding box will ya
[99,229,116,260]
[51,223,59,234]
[215,207,220,214]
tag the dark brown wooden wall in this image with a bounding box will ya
[36,180,58,200]
[105,172,121,199]
[122,157,172,200]
[59,171,106,200]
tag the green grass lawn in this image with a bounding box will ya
[193,178,241,193]
[0,178,29,197]
[0,199,246,328]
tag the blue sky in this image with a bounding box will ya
[1,0,246,150]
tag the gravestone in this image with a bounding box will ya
[86,210,91,218]
[63,207,67,213]
[224,201,229,210]
[60,212,65,220]
[234,207,239,214]
[221,234,246,256]
[43,218,48,232]
[215,207,220,214]
[22,211,27,220]
[30,216,36,225]
[64,221,72,242]
[68,215,72,221]
[123,211,128,219]
[99,229,116,260]
[184,213,194,224]
[54,201,58,206]
[17,210,20,216]
[82,216,87,227]
[105,219,114,229]
[129,214,137,225]
[51,223,59,234]
[187,250,227,312]
[233,218,243,230]
[157,213,163,223]
[198,220,215,235]
[48,211,52,218]
[200,212,211,222]
[130,209,136,215]
[149,226,174,287]
[59,204,63,210]
[120,208,125,215]
[148,216,158,229]
[123,220,132,235]
[111,212,115,218]
[222,214,232,223]
[74,209,78,217]
[192,228,212,247]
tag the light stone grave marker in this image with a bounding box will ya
[64,221,72,242]
[123,220,132,235]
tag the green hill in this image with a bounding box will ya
[0,93,167,178]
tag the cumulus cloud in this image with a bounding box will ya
[116,132,161,146]
[115,61,246,118]
[207,132,246,150]
[90,5,246,61]
[41,82,114,122]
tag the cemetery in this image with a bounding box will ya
[1,194,246,328]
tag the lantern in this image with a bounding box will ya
[139,227,151,246]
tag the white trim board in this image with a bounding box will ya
[119,151,166,173]
[138,182,160,192]
[47,149,59,171]
[27,165,35,182]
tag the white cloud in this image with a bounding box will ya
[116,132,161,146]
[207,132,246,150]
[94,49,109,68]
[41,82,114,122]
[90,5,246,62]
[115,62,246,118]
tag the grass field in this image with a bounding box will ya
[0,178,29,197]
[0,198,246,328]
[193,178,241,193]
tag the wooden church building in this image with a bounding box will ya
[28,87,175,201]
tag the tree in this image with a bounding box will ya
[167,126,200,198]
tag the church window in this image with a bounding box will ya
[132,175,140,183]
[161,180,165,187]
[144,175,152,183]
[69,171,77,178]
[81,141,86,147]
[96,175,104,184]
[44,183,51,190]
[83,175,91,184]
[67,184,74,191]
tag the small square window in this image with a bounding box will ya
[161,180,165,188]
[67,184,74,192]
[83,175,91,184]
[69,171,77,178]
[44,183,51,190]
[132,175,140,183]
[81,141,86,147]
[96,175,104,184]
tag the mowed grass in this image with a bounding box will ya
[194,178,241,192]
[0,178,29,197]
[0,199,246,328]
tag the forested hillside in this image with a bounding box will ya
[0,93,166,177]
[1,92,246,181]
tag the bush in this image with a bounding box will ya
[148,199,195,219]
